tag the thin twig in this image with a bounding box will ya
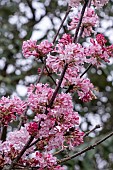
[53,6,71,44]
[17,116,24,130]
[84,124,101,137]
[66,64,92,93]
[80,64,92,78]
[76,25,84,42]
[47,64,68,109]
[58,131,113,164]
[53,149,64,156]
[36,58,47,84]
[40,58,56,85]
[28,138,40,148]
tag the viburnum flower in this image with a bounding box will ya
[61,76,96,102]
[68,8,99,37]
[49,93,79,125]
[0,127,34,165]
[67,0,82,7]
[0,96,27,125]
[66,128,84,149]
[37,40,53,55]
[85,34,112,66]
[27,122,38,136]
[106,44,113,57]
[27,83,54,113]
[60,67,82,87]
[74,78,96,102]
[27,83,84,150]
[67,0,109,8]
[96,33,107,46]
[92,0,109,8]
[22,40,53,58]
[46,35,85,73]
[28,151,65,169]
[22,40,39,58]
[58,33,72,45]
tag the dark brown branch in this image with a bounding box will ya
[73,0,89,43]
[0,126,7,141]
[28,138,40,148]
[47,64,68,109]
[40,58,56,85]
[80,64,92,78]
[58,131,113,164]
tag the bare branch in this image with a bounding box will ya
[58,131,113,164]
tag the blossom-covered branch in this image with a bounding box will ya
[0,0,113,170]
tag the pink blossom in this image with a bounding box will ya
[67,0,82,7]
[0,96,27,125]
[22,40,39,58]
[72,77,96,102]
[46,37,85,73]
[27,122,38,136]
[66,128,84,149]
[22,40,53,58]
[60,67,82,87]
[96,33,107,46]
[29,151,57,168]
[85,35,111,66]
[27,83,83,151]
[92,0,109,8]
[68,8,99,37]
[47,132,65,150]
[28,83,54,113]
[106,44,113,57]
[0,127,34,165]
[38,40,53,55]
[58,33,72,45]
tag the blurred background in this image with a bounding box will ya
[0,0,113,169]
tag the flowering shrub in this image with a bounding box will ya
[0,0,113,170]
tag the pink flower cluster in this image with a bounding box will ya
[27,151,65,169]
[92,0,109,8]
[46,34,85,73]
[27,83,84,150]
[22,40,53,58]
[0,127,34,165]
[1,0,112,168]
[67,0,109,8]
[27,83,54,113]
[85,34,112,66]
[46,33,112,102]
[0,96,27,125]
[0,89,84,168]
[75,78,96,102]
[67,0,81,7]
[68,8,99,37]
[27,122,38,136]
